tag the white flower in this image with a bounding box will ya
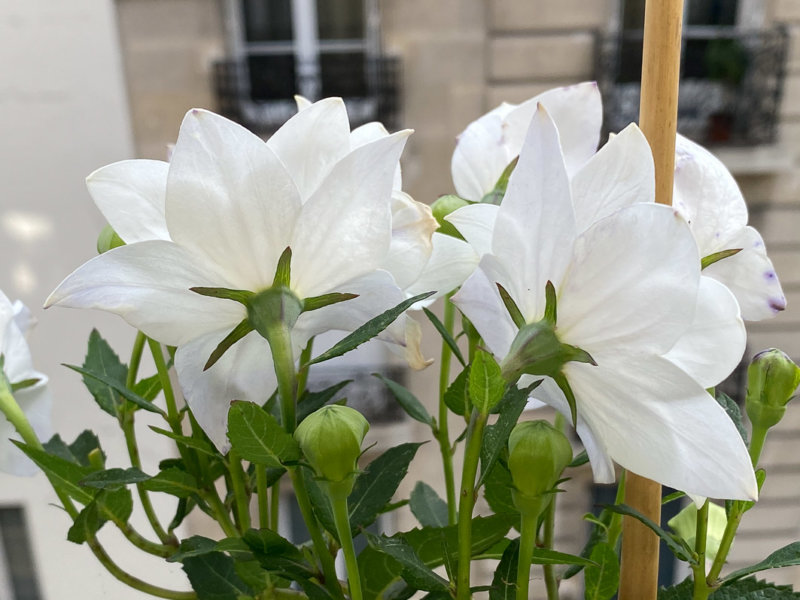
[0,292,52,476]
[47,101,414,450]
[452,105,756,500]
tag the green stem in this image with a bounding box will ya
[437,295,458,525]
[542,496,559,599]
[516,512,538,600]
[201,488,239,538]
[228,449,251,533]
[270,475,281,531]
[268,323,298,433]
[127,331,147,389]
[290,468,342,597]
[692,500,710,600]
[706,506,743,584]
[0,383,40,451]
[87,536,196,599]
[330,486,362,600]
[257,467,270,529]
[749,425,768,469]
[456,409,488,600]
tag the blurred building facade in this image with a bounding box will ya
[3,0,800,598]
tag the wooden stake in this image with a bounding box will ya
[619,1,685,599]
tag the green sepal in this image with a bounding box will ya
[10,377,40,392]
[543,280,557,325]
[272,246,292,287]
[431,194,471,239]
[189,287,254,305]
[481,156,518,205]
[204,319,254,370]
[496,283,526,329]
[246,287,304,340]
[701,248,742,270]
[553,372,578,427]
[302,292,359,313]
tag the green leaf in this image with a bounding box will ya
[43,434,78,463]
[478,384,530,486]
[306,291,436,366]
[67,488,134,544]
[469,350,505,414]
[297,380,351,423]
[226,401,300,467]
[374,374,433,426]
[12,441,96,504]
[712,577,800,599]
[490,537,518,600]
[409,482,449,528]
[149,426,218,457]
[723,542,800,584]
[80,467,151,490]
[132,374,162,402]
[349,442,423,533]
[168,535,218,563]
[65,364,166,417]
[584,542,619,600]
[657,577,693,600]
[365,531,450,592]
[182,551,254,600]
[69,430,106,467]
[243,528,314,581]
[483,459,517,516]
[143,467,200,498]
[422,307,466,367]
[701,248,742,270]
[443,367,470,418]
[604,504,695,564]
[715,391,748,444]
[80,329,128,417]
[168,497,193,532]
[67,499,102,544]
[563,511,610,580]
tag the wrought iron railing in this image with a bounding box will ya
[212,55,401,134]
[595,26,788,146]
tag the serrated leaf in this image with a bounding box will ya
[478,384,529,486]
[43,434,78,463]
[80,467,151,490]
[143,467,199,498]
[604,504,695,564]
[422,307,466,367]
[306,292,435,366]
[149,426,218,457]
[297,380,351,423]
[227,402,299,467]
[490,537,518,600]
[564,511,610,580]
[469,350,504,414]
[409,482,449,528]
[349,442,423,533]
[723,542,800,584]
[183,551,254,600]
[366,532,450,592]
[712,577,800,599]
[81,329,128,417]
[443,367,469,418]
[69,430,105,468]
[65,363,166,416]
[584,542,619,600]
[716,391,748,444]
[657,576,693,600]
[12,441,96,504]
[374,374,433,426]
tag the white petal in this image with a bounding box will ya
[165,109,302,291]
[565,355,757,500]
[383,191,437,290]
[451,260,517,359]
[350,122,402,189]
[492,104,576,321]
[268,97,351,200]
[446,203,499,257]
[571,124,655,233]
[504,82,603,177]
[406,233,478,302]
[175,331,278,451]
[665,276,745,388]
[294,95,312,111]
[673,134,748,256]
[11,300,34,338]
[290,131,411,298]
[382,315,434,370]
[0,381,52,476]
[45,241,245,346]
[87,160,170,243]
[703,226,786,321]
[1,305,35,383]
[558,204,699,356]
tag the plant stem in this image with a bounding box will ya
[516,512,538,600]
[542,497,559,599]
[270,475,281,531]
[228,448,251,533]
[437,295,458,525]
[692,500,710,600]
[268,323,298,432]
[257,467,270,529]
[706,505,743,584]
[201,488,239,538]
[748,425,768,468]
[330,487,362,600]
[456,409,488,600]
[127,331,147,388]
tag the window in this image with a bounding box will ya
[0,507,42,600]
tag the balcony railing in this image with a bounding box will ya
[595,26,788,146]
[213,55,401,135]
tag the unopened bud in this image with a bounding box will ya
[508,420,572,518]
[97,225,125,254]
[746,349,800,430]
[431,195,469,239]
[294,405,369,497]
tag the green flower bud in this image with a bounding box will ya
[97,224,125,254]
[294,405,369,497]
[507,420,572,518]
[430,194,469,239]
[745,348,800,430]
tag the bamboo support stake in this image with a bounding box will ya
[618,1,685,599]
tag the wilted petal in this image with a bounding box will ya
[446,203,499,257]
[45,241,245,346]
[564,354,757,500]
[406,233,478,303]
[665,276,745,388]
[166,109,302,290]
[176,331,278,451]
[291,131,411,298]
[268,97,351,200]
[571,124,654,233]
[703,226,786,321]
[383,191,437,290]
[558,204,699,356]
[87,160,170,243]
